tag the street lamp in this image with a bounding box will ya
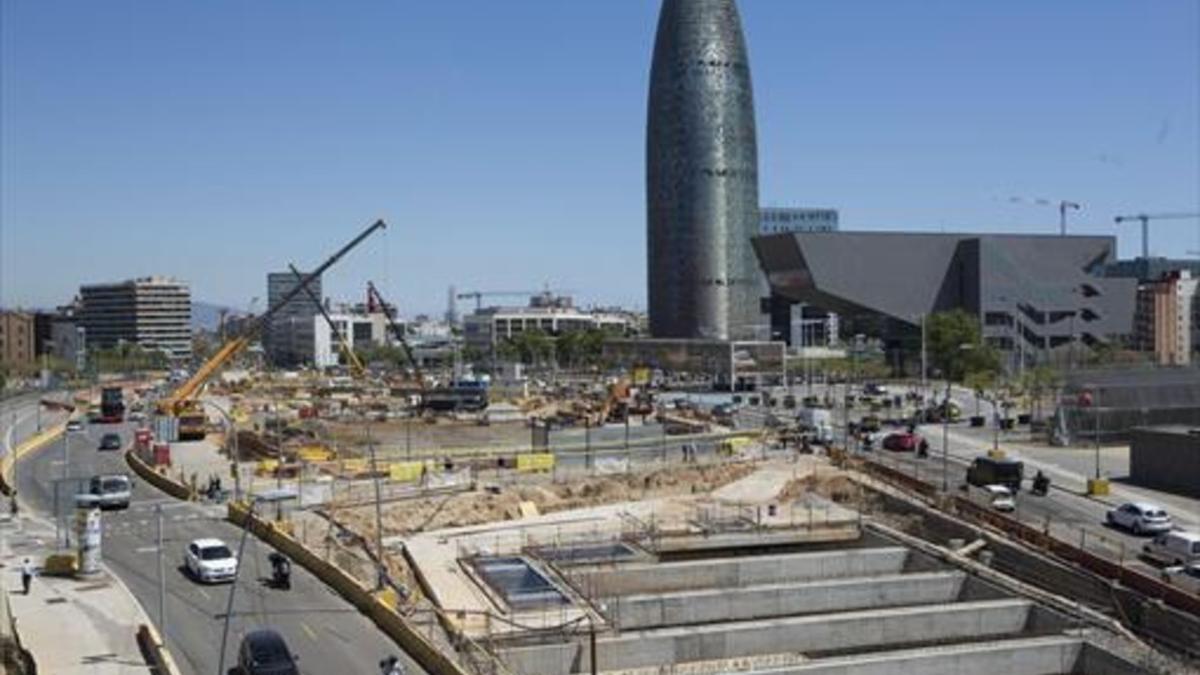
[941,343,974,492]
[205,400,241,502]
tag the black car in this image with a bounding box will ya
[237,629,298,675]
[98,433,123,451]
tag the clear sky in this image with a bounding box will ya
[2,1,1198,316]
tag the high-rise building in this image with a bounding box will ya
[760,208,839,235]
[647,0,762,340]
[1135,270,1198,366]
[78,277,192,361]
[265,271,322,366]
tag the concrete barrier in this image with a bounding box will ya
[227,502,470,675]
[1,423,66,495]
[136,623,183,675]
[125,449,195,502]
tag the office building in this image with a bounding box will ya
[761,208,839,234]
[1135,270,1198,366]
[647,0,762,340]
[754,231,1137,372]
[313,312,393,369]
[265,271,322,367]
[78,277,192,361]
[1104,257,1200,283]
[0,311,36,369]
[463,294,634,353]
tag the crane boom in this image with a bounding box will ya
[1114,212,1200,259]
[367,282,425,389]
[289,263,365,377]
[159,219,386,414]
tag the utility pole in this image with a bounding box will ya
[942,380,951,492]
[157,503,166,637]
[366,421,386,591]
[920,314,927,398]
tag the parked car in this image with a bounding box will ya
[89,474,132,510]
[1143,531,1200,567]
[1106,502,1173,535]
[881,432,920,452]
[66,419,84,433]
[184,538,238,583]
[237,628,299,675]
[1161,563,1200,595]
[98,433,122,451]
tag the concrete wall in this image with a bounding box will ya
[1074,642,1152,675]
[612,571,966,629]
[572,548,909,598]
[750,637,1086,675]
[1130,428,1200,498]
[500,600,1032,675]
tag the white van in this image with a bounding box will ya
[968,484,1016,512]
[1142,531,1200,567]
[89,474,132,510]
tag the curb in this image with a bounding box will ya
[125,449,196,502]
[0,424,66,496]
[137,623,183,675]
[227,502,471,675]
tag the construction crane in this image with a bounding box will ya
[288,263,365,378]
[367,282,425,389]
[1114,212,1200,259]
[158,219,386,417]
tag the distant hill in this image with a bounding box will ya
[191,301,235,332]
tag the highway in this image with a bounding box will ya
[15,419,422,675]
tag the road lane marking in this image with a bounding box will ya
[134,546,157,554]
[300,622,318,642]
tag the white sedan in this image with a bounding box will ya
[1106,502,1173,535]
[183,538,238,583]
[1162,564,1200,596]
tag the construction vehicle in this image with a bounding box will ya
[1114,212,1200,259]
[367,282,425,388]
[289,263,365,378]
[157,221,386,436]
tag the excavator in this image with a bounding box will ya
[158,220,386,439]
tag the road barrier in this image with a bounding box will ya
[125,449,195,502]
[227,501,470,675]
[136,623,182,675]
[1,423,66,496]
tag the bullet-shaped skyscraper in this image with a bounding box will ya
[647,0,761,340]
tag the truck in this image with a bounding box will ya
[99,387,125,424]
[796,407,834,445]
[965,456,1024,493]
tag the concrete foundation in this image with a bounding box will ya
[500,599,1036,675]
[571,547,909,598]
[611,571,966,629]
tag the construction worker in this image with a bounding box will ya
[21,558,34,595]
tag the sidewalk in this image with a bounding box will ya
[0,513,153,674]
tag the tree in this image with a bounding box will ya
[926,310,999,381]
[963,370,996,417]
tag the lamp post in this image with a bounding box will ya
[205,400,240,502]
[943,343,974,492]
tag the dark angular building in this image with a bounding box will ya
[754,231,1138,371]
[647,0,762,341]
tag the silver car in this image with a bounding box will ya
[1106,502,1172,535]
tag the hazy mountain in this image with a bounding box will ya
[191,301,235,332]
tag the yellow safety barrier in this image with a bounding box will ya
[388,461,426,483]
[297,445,335,463]
[516,453,555,473]
[1,423,66,496]
[256,459,280,476]
[126,449,195,502]
[341,458,368,474]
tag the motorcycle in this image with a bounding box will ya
[269,552,291,590]
[1030,472,1051,497]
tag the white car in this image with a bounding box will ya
[1106,502,1173,535]
[184,538,238,583]
[66,419,84,432]
[983,485,1016,512]
[1162,564,1200,596]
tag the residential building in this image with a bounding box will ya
[0,311,36,369]
[264,271,322,366]
[1135,270,1198,366]
[760,208,839,234]
[78,277,192,361]
[463,294,634,352]
[754,231,1137,373]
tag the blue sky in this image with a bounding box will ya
[2,1,1197,316]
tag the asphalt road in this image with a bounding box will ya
[15,420,421,675]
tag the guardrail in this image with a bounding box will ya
[228,501,471,675]
[136,623,182,675]
[125,449,195,502]
[1,424,66,496]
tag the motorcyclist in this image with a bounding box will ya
[269,552,291,588]
[380,656,406,675]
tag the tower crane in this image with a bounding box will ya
[158,220,386,423]
[288,263,365,378]
[367,282,425,389]
[1113,212,1200,259]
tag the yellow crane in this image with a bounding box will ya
[158,220,386,431]
[367,281,425,389]
[288,263,366,378]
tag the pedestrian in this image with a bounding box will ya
[9,491,17,517]
[21,558,34,595]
